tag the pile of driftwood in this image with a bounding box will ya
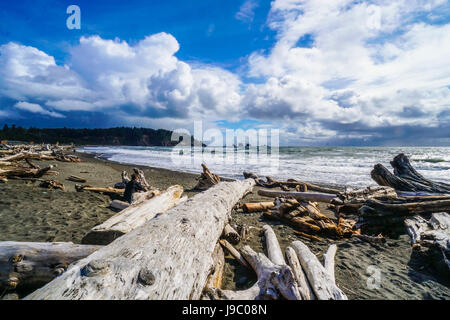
[1,173,347,300]
[0,143,79,187]
[242,153,449,275]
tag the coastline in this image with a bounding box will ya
[0,151,449,299]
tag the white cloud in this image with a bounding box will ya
[245,0,450,135]
[14,101,65,118]
[235,0,259,23]
[0,0,449,145]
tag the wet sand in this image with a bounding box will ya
[0,153,449,299]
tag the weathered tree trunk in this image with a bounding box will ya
[0,242,101,291]
[258,189,337,203]
[285,246,315,300]
[25,178,256,300]
[290,241,347,300]
[323,244,337,284]
[82,185,185,245]
[333,186,398,206]
[262,225,285,265]
[359,199,450,218]
[371,154,450,194]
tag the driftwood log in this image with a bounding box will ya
[371,154,450,194]
[222,224,241,245]
[82,185,185,245]
[194,164,220,191]
[264,198,345,239]
[404,212,450,274]
[258,189,336,203]
[206,225,346,300]
[206,225,301,300]
[243,172,342,194]
[0,165,56,179]
[243,202,274,212]
[75,185,125,195]
[290,241,347,300]
[219,239,251,270]
[359,199,450,218]
[25,178,256,300]
[0,242,101,291]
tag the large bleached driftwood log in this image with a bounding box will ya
[371,154,450,194]
[285,246,315,300]
[25,178,256,300]
[82,185,185,245]
[290,241,347,300]
[0,242,101,290]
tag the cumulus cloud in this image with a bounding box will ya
[0,0,449,145]
[244,0,450,143]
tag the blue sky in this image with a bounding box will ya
[0,0,449,146]
[0,0,274,69]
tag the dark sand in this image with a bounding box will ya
[0,153,449,299]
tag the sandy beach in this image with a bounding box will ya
[0,152,449,299]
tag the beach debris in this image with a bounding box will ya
[222,224,241,245]
[371,153,450,194]
[82,185,185,245]
[39,179,65,191]
[243,172,342,194]
[75,184,125,195]
[404,212,449,274]
[0,164,56,180]
[67,175,87,183]
[194,164,220,191]
[263,198,351,239]
[219,239,251,270]
[242,201,275,212]
[258,189,337,203]
[0,241,101,291]
[25,178,256,300]
[237,224,249,241]
[132,168,152,191]
[205,225,347,300]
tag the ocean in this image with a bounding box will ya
[78,146,450,188]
